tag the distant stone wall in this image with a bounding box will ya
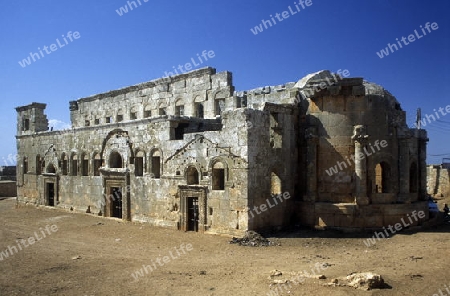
[427,165,449,197]
[0,181,17,197]
[0,166,16,181]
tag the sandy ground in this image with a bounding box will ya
[0,197,449,296]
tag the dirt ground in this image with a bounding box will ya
[0,197,449,296]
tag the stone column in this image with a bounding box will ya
[351,125,369,205]
[305,127,318,202]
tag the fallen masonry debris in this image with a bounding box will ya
[325,272,388,291]
[229,230,279,247]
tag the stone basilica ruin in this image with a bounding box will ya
[15,67,429,235]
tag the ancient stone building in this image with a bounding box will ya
[15,67,429,235]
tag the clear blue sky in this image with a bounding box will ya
[0,0,449,165]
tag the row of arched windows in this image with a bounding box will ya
[22,152,230,191]
[22,150,162,178]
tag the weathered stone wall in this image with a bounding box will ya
[16,112,251,235]
[295,71,428,229]
[69,68,233,127]
[427,165,450,198]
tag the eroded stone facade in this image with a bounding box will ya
[15,67,429,235]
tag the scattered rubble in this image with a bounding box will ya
[229,231,278,247]
[326,272,387,290]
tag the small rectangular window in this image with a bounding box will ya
[23,119,30,131]
[117,115,123,122]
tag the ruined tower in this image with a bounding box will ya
[15,102,49,135]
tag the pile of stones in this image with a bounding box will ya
[229,230,278,247]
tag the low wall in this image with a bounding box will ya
[295,201,429,230]
[427,165,449,198]
[0,181,17,197]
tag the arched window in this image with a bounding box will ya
[144,105,152,118]
[81,153,89,176]
[375,162,391,193]
[93,153,102,176]
[212,161,225,190]
[110,151,123,168]
[214,92,227,116]
[46,164,56,174]
[175,98,184,116]
[151,150,161,178]
[71,154,78,176]
[195,103,204,118]
[271,171,282,195]
[61,153,68,175]
[135,150,145,176]
[410,162,418,193]
[116,109,124,122]
[36,155,42,175]
[215,99,225,116]
[187,166,199,185]
[130,106,138,120]
[158,101,167,116]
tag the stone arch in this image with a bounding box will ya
[101,129,133,169]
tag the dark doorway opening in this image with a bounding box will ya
[111,187,122,219]
[47,183,55,206]
[187,197,199,232]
